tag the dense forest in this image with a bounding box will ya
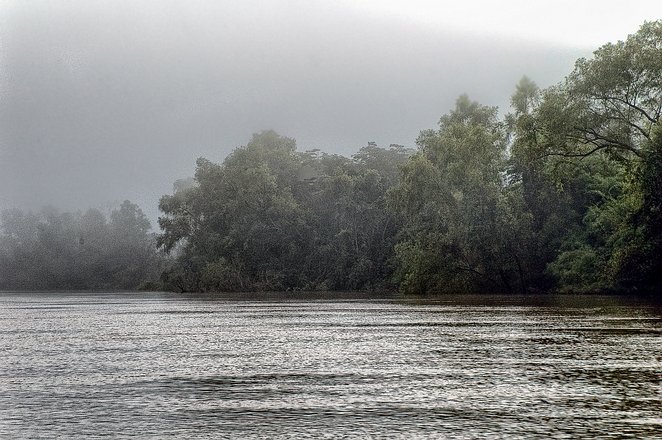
[1,21,660,295]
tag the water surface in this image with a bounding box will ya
[0,292,660,438]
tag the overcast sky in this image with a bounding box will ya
[1,0,660,223]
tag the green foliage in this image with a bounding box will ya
[389,95,527,294]
[534,21,661,161]
[387,21,661,295]
[158,131,410,292]
[512,21,662,295]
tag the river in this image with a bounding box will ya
[0,292,660,438]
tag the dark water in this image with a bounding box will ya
[0,293,660,439]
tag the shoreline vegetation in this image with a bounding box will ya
[1,22,661,296]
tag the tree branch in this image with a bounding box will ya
[595,94,658,123]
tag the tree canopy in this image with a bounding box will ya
[157,131,412,292]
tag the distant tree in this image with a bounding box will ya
[0,202,162,291]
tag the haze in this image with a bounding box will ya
[1,0,659,222]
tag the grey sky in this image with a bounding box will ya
[1,1,660,223]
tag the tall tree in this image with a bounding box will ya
[390,95,523,294]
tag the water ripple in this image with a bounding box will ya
[0,293,660,439]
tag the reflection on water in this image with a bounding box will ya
[0,293,660,438]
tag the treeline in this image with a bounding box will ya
[158,21,661,295]
[2,22,660,295]
[0,201,163,290]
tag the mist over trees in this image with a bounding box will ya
[2,21,660,295]
[0,201,163,290]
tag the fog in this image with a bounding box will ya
[0,1,656,222]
